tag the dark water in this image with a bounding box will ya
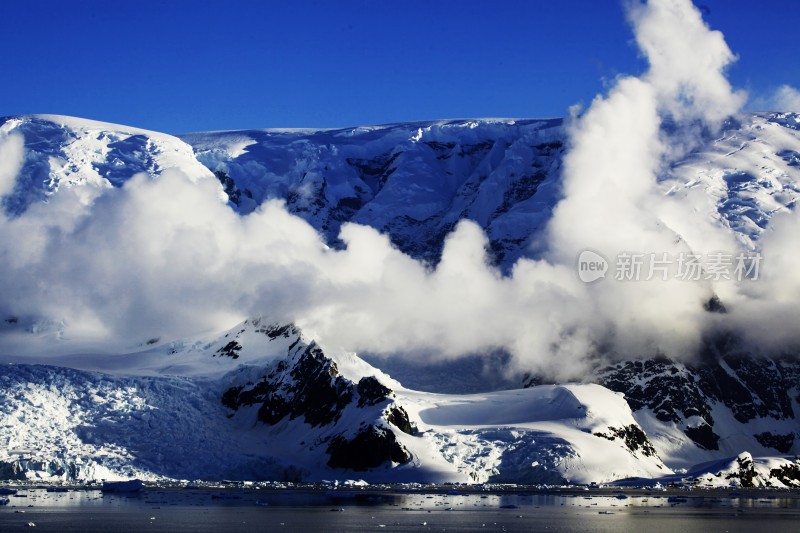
[2,488,800,532]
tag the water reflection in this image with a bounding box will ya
[1,487,799,532]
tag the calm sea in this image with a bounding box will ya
[1,487,799,532]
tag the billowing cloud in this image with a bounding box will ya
[0,132,24,200]
[727,206,800,351]
[627,0,745,124]
[545,0,747,362]
[773,84,800,112]
[0,0,796,380]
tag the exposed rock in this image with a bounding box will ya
[597,349,797,451]
[598,358,713,426]
[769,462,800,487]
[326,425,410,471]
[704,295,727,313]
[222,343,354,427]
[594,425,658,457]
[214,170,241,206]
[216,341,242,359]
[386,406,417,436]
[356,376,392,408]
[706,354,794,422]
[684,424,720,451]
[689,453,800,488]
[755,431,795,453]
[724,453,758,488]
[257,322,300,339]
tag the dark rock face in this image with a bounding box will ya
[220,323,419,473]
[386,406,417,436]
[356,376,393,408]
[726,454,758,488]
[260,322,300,339]
[220,385,244,411]
[769,462,800,487]
[216,341,242,359]
[594,425,658,457]
[493,171,548,218]
[699,354,794,423]
[755,432,795,453]
[704,295,727,313]
[597,351,799,452]
[684,424,720,451]
[598,358,714,425]
[347,151,400,191]
[326,425,410,471]
[215,170,241,206]
[222,342,354,427]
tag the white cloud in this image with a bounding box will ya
[773,84,800,112]
[0,133,24,199]
[628,0,746,124]
[546,0,748,362]
[1,0,793,379]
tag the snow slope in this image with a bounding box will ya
[181,118,565,268]
[0,115,214,217]
[404,384,667,484]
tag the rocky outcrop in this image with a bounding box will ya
[769,461,800,487]
[755,432,795,454]
[386,405,417,436]
[594,425,658,457]
[222,342,354,427]
[356,376,393,408]
[688,452,800,488]
[597,351,799,454]
[220,323,417,473]
[326,424,410,471]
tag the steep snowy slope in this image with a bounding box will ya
[0,115,214,217]
[181,118,565,268]
[657,113,800,249]
[180,113,800,268]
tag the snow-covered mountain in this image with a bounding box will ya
[597,352,800,467]
[4,112,798,266]
[182,118,565,268]
[0,115,213,217]
[182,113,800,264]
[0,319,669,484]
[1,113,799,487]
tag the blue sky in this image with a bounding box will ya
[1,0,798,133]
